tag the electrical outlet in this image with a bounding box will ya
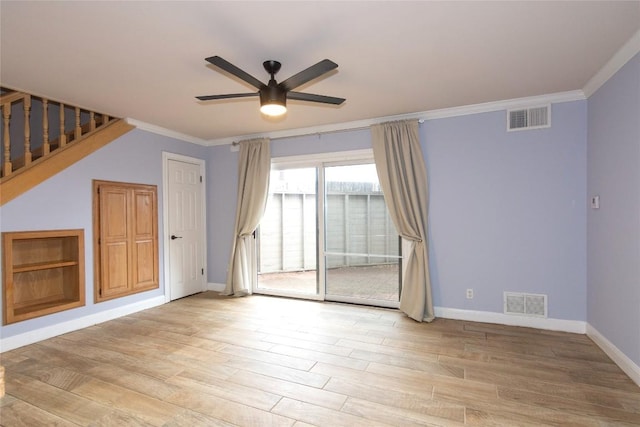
[466,289,474,299]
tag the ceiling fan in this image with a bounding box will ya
[196,56,345,116]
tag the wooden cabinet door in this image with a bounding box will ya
[94,180,158,302]
[98,185,131,299]
[131,187,158,291]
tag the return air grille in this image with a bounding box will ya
[504,292,547,317]
[507,105,550,131]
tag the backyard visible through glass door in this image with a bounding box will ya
[256,161,401,307]
[324,164,401,306]
[257,167,318,296]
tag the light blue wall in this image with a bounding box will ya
[425,103,587,319]
[0,128,207,340]
[587,53,640,366]
[207,105,588,323]
[207,144,238,284]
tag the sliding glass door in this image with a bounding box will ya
[324,164,401,307]
[255,153,401,308]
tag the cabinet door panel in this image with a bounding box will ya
[102,189,129,240]
[102,241,130,298]
[133,190,155,237]
[132,240,157,290]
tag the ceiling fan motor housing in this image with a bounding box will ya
[260,80,287,107]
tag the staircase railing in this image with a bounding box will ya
[1,87,114,179]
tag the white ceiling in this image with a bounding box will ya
[1,1,639,144]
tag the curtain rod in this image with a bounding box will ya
[231,119,425,146]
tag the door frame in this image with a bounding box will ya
[162,152,207,302]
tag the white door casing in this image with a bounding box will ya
[163,153,206,301]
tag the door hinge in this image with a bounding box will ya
[201,268,204,275]
[200,175,203,183]
[99,288,102,296]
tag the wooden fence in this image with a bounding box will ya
[258,189,399,273]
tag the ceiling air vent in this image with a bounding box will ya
[507,105,550,131]
[504,292,547,317]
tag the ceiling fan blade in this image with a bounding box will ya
[288,91,345,105]
[196,92,258,101]
[205,56,265,90]
[280,59,338,91]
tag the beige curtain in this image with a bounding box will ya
[371,120,434,322]
[223,138,271,296]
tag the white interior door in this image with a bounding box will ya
[166,156,205,300]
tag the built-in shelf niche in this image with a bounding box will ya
[2,229,85,324]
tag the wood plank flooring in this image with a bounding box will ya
[1,292,639,426]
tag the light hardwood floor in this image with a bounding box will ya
[1,292,639,426]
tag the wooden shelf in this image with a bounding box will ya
[2,229,85,324]
[13,260,79,273]
[13,298,80,318]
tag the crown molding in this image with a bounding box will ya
[126,90,585,147]
[125,118,209,146]
[583,29,640,98]
[423,90,585,120]
[206,90,586,146]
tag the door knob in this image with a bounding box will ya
[171,235,182,240]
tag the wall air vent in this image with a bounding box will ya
[507,105,550,131]
[504,292,547,317]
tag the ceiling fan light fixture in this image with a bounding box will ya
[259,86,287,116]
[260,101,287,116]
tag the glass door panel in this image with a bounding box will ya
[325,254,400,302]
[257,167,319,296]
[324,164,401,307]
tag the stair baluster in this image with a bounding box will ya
[74,107,81,140]
[2,103,11,176]
[43,99,50,155]
[23,95,32,166]
[59,102,66,147]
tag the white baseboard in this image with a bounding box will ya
[207,282,226,292]
[0,295,166,353]
[587,323,640,387]
[433,306,586,334]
